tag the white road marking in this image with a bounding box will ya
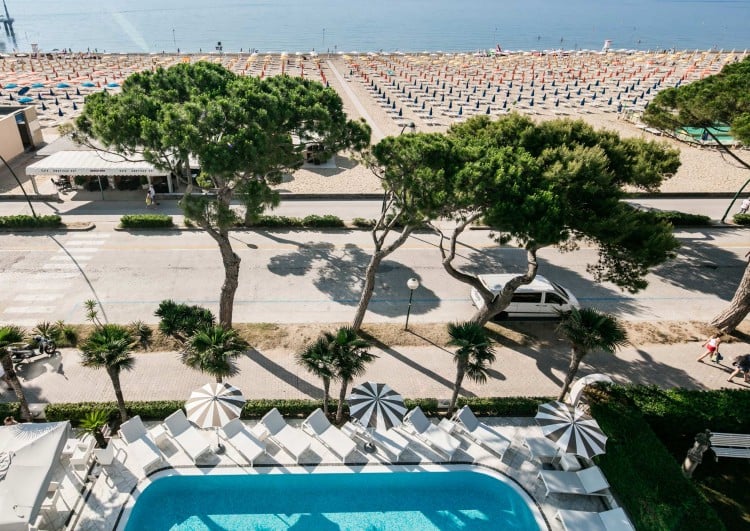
[42,263,80,270]
[54,247,100,254]
[3,306,56,314]
[13,293,63,302]
[50,255,92,261]
[65,240,106,246]
[67,233,111,239]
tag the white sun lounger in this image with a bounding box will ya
[556,507,634,531]
[452,405,511,457]
[259,408,311,463]
[302,408,358,462]
[401,406,461,459]
[538,466,610,497]
[118,415,165,476]
[220,418,266,465]
[163,410,213,463]
[342,421,410,461]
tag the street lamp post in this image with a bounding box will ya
[0,152,36,217]
[404,277,420,330]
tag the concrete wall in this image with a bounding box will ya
[24,107,44,147]
[0,113,24,161]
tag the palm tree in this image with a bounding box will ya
[447,321,496,414]
[329,327,376,424]
[0,325,32,421]
[181,325,247,383]
[80,324,137,423]
[556,307,628,401]
[296,335,336,416]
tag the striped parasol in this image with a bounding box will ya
[535,401,608,459]
[185,382,246,429]
[348,382,406,431]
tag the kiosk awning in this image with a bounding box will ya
[26,150,168,176]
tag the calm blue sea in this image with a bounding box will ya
[2,0,749,54]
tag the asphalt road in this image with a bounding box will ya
[0,224,747,326]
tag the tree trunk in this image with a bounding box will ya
[108,368,129,423]
[558,348,585,401]
[323,376,330,416]
[711,261,750,333]
[352,252,384,331]
[0,354,32,421]
[336,379,350,424]
[216,375,223,383]
[449,366,465,414]
[215,229,241,328]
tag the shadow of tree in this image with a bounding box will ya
[245,348,323,400]
[264,233,440,318]
[650,229,746,300]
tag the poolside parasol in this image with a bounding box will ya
[535,401,607,459]
[185,382,246,452]
[348,382,406,432]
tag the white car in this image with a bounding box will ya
[470,274,580,319]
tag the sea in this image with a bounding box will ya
[1,0,749,54]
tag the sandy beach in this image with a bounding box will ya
[1,50,748,194]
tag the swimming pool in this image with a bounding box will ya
[123,467,544,530]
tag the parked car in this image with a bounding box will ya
[470,274,580,320]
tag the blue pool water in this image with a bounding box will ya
[124,470,541,530]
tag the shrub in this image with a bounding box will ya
[0,215,62,228]
[155,299,215,343]
[56,321,79,347]
[352,217,376,229]
[250,215,304,228]
[129,320,153,350]
[0,402,20,420]
[120,214,173,228]
[457,396,552,417]
[733,213,750,225]
[587,386,725,531]
[302,214,345,228]
[45,401,185,426]
[654,210,711,226]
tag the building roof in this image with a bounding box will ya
[25,150,168,176]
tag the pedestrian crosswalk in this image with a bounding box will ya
[1,232,110,327]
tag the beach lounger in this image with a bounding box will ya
[537,466,610,497]
[118,415,165,476]
[220,418,266,465]
[451,405,511,457]
[163,410,212,463]
[401,406,461,459]
[259,408,311,463]
[556,507,634,531]
[302,408,358,462]
[342,421,410,461]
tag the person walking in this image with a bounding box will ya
[738,198,750,215]
[697,333,722,363]
[146,184,158,208]
[727,354,750,383]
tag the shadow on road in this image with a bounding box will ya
[245,348,323,400]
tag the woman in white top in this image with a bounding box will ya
[696,333,722,363]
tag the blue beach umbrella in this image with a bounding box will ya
[58,108,63,116]
[65,92,71,100]
[41,102,47,111]
[502,100,507,109]
[31,82,45,88]
[56,82,70,89]
[429,107,433,117]
[392,101,396,109]
[448,100,453,109]
[530,80,534,87]
[54,97,59,105]
[491,94,496,103]
[555,99,559,107]
[18,96,34,104]
[580,99,585,106]
[486,106,491,114]
[542,93,546,101]
[475,100,479,109]
[73,102,78,110]
[4,83,17,89]
[529,98,534,107]
[37,93,43,100]
[76,87,81,96]
[458,106,463,116]
[422,101,426,110]
[398,108,402,117]
[592,93,596,100]
[18,86,30,96]
[607,97,613,105]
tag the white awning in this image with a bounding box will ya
[26,150,168,176]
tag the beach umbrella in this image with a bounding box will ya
[491,94,496,103]
[486,106,491,114]
[73,102,78,110]
[56,82,70,89]
[617,103,623,112]
[54,98,59,105]
[57,108,63,117]
[398,108,402,117]
[4,83,17,89]
[535,401,607,459]
[37,93,43,100]
[448,100,453,109]
[475,100,479,109]
[458,106,463,116]
[65,92,71,100]
[18,96,34,104]
[76,88,81,96]
[185,382,246,452]
[31,83,45,88]
[348,382,406,432]
[41,102,47,111]
[18,86,30,96]
[429,107,433,117]
[81,81,96,87]
[607,97,613,105]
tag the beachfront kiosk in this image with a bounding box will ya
[25,150,176,196]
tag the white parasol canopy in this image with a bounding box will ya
[185,382,245,429]
[348,382,406,431]
[535,401,608,459]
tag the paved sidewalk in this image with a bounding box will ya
[3,340,747,406]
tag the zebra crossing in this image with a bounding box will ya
[1,232,110,327]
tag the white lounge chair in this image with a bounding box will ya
[118,415,165,475]
[538,466,610,497]
[302,408,358,462]
[163,410,212,463]
[452,405,511,457]
[220,418,266,465]
[342,421,410,461]
[556,507,634,531]
[401,406,461,459]
[259,408,311,463]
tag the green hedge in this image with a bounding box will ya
[733,213,750,225]
[0,215,62,228]
[120,214,174,228]
[248,214,346,228]
[352,217,376,228]
[302,214,345,228]
[457,396,552,416]
[588,386,725,531]
[654,210,712,226]
[0,402,20,420]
